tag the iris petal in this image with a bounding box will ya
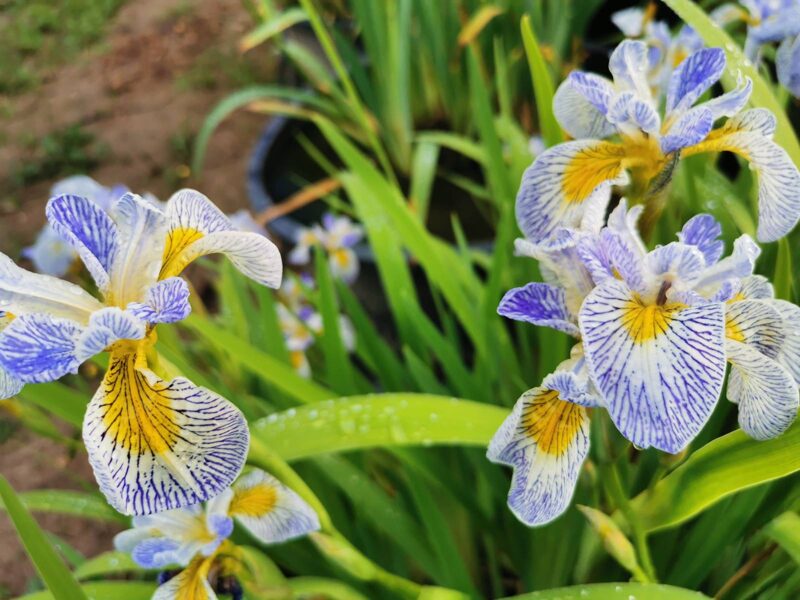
[666,47,726,115]
[727,340,799,440]
[684,110,800,242]
[725,299,783,358]
[153,555,216,600]
[229,469,320,543]
[128,278,191,325]
[0,313,83,383]
[497,283,579,337]
[580,279,727,453]
[677,214,724,266]
[0,254,103,321]
[83,349,249,515]
[553,77,616,140]
[46,194,118,293]
[516,140,628,243]
[487,386,590,526]
[161,190,282,288]
[768,299,800,385]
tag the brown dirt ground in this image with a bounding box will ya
[0,0,279,594]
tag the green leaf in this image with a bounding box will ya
[0,489,127,525]
[19,382,87,428]
[774,237,794,301]
[288,576,370,600]
[73,551,143,580]
[250,394,507,462]
[765,512,800,564]
[630,422,800,532]
[520,15,562,148]
[17,582,156,600]
[181,315,333,404]
[503,583,711,599]
[660,0,800,169]
[239,7,308,52]
[0,475,87,600]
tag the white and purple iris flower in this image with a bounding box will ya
[490,203,800,526]
[521,39,800,244]
[277,275,356,378]
[115,468,319,600]
[727,0,800,97]
[289,213,364,283]
[0,189,282,516]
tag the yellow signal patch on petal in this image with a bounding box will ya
[620,296,685,344]
[154,555,215,600]
[520,390,585,456]
[160,227,204,280]
[562,142,627,203]
[726,314,746,343]
[229,482,278,517]
[83,346,249,515]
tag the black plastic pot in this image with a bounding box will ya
[247,116,494,259]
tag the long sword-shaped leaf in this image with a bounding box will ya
[0,475,87,600]
[250,394,506,462]
[503,583,710,599]
[631,422,800,532]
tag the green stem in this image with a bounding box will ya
[606,462,658,583]
[248,438,423,599]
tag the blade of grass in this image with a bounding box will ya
[0,475,88,600]
[520,15,562,148]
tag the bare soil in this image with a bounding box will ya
[0,0,277,594]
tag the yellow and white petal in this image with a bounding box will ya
[153,556,217,600]
[738,275,774,300]
[768,299,800,385]
[229,469,320,544]
[161,189,282,288]
[727,340,800,440]
[488,387,590,526]
[108,193,169,306]
[580,279,727,453]
[684,109,800,242]
[516,141,628,243]
[83,348,249,516]
[725,299,783,359]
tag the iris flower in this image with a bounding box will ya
[115,468,319,600]
[289,213,364,283]
[277,277,355,378]
[721,0,800,97]
[491,204,800,525]
[0,189,282,515]
[522,40,800,243]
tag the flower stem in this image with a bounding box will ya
[248,438,423,599]
[605,461,658,583]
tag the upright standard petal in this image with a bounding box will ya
[609,40,652,99]
[46,194,119,293]
[108,194,169,306]
[727,340,799,440]
[684,110,800,242]
[497,283,579,337]
[487,386,590,526]
[580,279,727,453]
[666,48,726,115]
[0,254,103,321]
[552,78,616,140]
[228,470,320,543]
[678,214,724,266]
[83,349,249,515]
[516,141,627,243]
[607,92,661,137]
[161,190,282,288]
